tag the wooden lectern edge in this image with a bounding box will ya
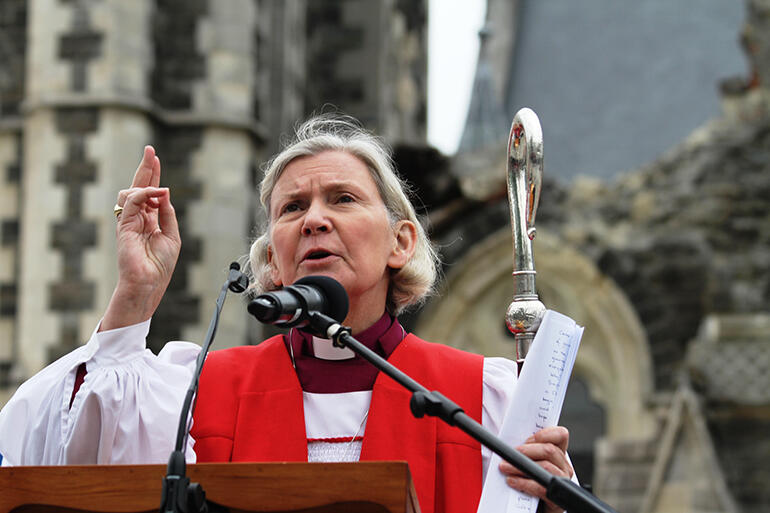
[0,461,420,513]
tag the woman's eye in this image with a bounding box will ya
[337,194,354,204]
[282,202,300,214]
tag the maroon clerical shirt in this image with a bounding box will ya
[285,312,406,393]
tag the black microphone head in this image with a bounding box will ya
[294,275,349,323]
[227,261,249,293]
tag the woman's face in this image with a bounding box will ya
[267,150,415,328]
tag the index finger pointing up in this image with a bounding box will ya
[150,155,161,188]
[131,145,158,188]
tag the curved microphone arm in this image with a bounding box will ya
[161,262,249,513]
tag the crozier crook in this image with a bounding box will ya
[505,108,546,371]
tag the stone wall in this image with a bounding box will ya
[256,0,306,152]
[688,314,770,510]
[560,115,770,390]
[305,0,427,144]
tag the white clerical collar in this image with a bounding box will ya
[311,336,356,360]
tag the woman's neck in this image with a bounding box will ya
[344,301,388,334]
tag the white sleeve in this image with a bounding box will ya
[481,357,580,486]
[0,320,200,466]
[481,356,519,482]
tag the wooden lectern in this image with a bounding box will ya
[0,461,420,513]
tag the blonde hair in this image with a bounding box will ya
[248,113,438,315]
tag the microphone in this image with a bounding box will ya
[247,275,349,334]
[227,262,249,293]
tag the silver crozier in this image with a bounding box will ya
[504,108,546,372]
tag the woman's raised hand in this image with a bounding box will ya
[100,146,181,331]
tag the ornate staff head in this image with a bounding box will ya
[505,108,546,366]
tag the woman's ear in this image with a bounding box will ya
[267,244,283,287]
[388,220,418,270]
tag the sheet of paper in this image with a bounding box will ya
[477,309,583,513]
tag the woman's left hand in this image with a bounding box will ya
[499,426,574,513]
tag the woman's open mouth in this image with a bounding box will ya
[305,250,331,260]
[302,250,338,265]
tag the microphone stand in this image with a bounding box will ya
[160,263,249,513]
[306,311,618,513]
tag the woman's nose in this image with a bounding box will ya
[301,202,331,235]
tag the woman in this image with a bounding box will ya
[0,115,573,513]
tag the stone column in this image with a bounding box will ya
[0,0,27,401]
[17,0,155,377]
[150,0,258,349]
[188,0,258,348]
[305,0,427,143]
[380,0,428,144]
[183,128,253,348]
[0,133,22,402]
[255,0,306,152]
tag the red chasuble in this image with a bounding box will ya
[191,334,484,513]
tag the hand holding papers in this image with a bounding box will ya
[478,310,584,513]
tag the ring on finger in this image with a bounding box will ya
[113,203,123,219]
